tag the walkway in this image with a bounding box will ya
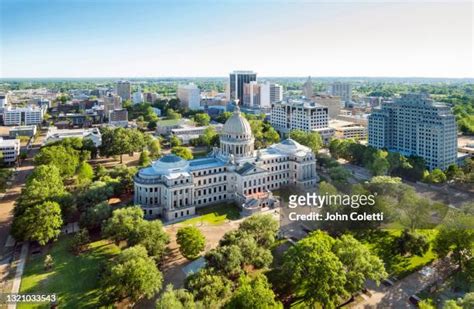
[353,258,457,308]
[7,242,28,309]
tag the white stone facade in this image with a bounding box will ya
[134,107,318,221]
[368,93,457,170]
[271,99,330,134]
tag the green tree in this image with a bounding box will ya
[443,300,462,309]
[185,268,232,306]
[282,231,347,308]
[79,201,112,232]
[131,220,170,260]
[369,150,389,176]
[155,284,195,309]
[100,245,163,305]
[147,120,157,131]
[205,245,244,278]
[290,130,323,154]
[238,214,279,248]
[225,274,282,309]
[76,180,114,211]
[148,139,161,159]
[217,111,232,123]
[76,161,94,186]
[445,164,464,181]
[177,226,206,260]
[219,230,272,269]
[15,201,63,245]
[172,147,193,160]
[434,210,474,271]
[71,229,90,254]
[139,150,152,167]
[170,135,182,147]
[393,229,430,257]
[399,189,432,231]
[262,126,280,146]
[102,207,144,245]
[200,126,218,147]
[193,113,211,126]
[418,299,436,309]
[332,235,387,297]
[35,145,80,178]
[460,292,474,308]
[425,168,447,184]
[167,109,182,120]
[15,164,65,213]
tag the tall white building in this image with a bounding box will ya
[3,106,45,126]
[177,83,201,110]
[132,89,144,104]
[134,106,318,221]
[269,82,283,106]
[102,94,122,116]
[271,99,330,135]
[368,93,457,170]
[243,81,261,108]
[116,80,131,101]
[0,138,20,165]
[302,76,314,98]
[243,81,283,110]
[328,82,352,104]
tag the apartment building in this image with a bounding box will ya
[3,106,45,126]
[368,93,457,170]
[0,138,20,165]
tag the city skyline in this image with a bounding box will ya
[1,0,473,78]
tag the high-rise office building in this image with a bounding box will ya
[177,83,201,110]
[368,93,457,170]
[103,94,122,116]
[327,82,352,104]
[243,81,283,110]
[116,80,131,101]
[271,99,329,133]
[243,81,261,108]
[229,71,257,104]
[269,82,283,105]
[132,90,144,104]
[3,106,45,126]
[314,94,343,119]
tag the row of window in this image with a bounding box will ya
[195,185,227,196]
[193,167,226,177]
[197,175,227,186]
[195,194,227,205]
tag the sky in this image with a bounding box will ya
[0,0,473,78]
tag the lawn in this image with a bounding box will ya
[181,203,240,226]
[355,229,438,278]
[19,237,120,309]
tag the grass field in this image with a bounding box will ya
[355,229,438,278]
[19,237,120,308]
[181,203,240,226]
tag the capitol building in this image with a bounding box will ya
[134,106,318,221]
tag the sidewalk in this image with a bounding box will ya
[7,242,28,309]
[353,258,456,308]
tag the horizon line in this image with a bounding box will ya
[1,76,474,80]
